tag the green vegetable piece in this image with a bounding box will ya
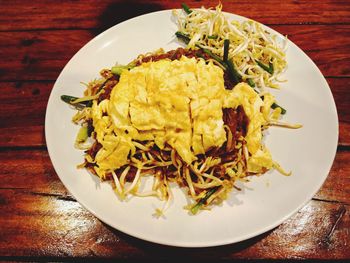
[111,63,136,76]
[191,186,220,214]
[181,3,192,14]
[247,78,255,87]
[175,31,191,44]
[175,32,242,87]
[226,59,242,85]
[268,62,274,74]
[195,51,206,60]
[271,102,287,114]
[61,95,92,109]
[176,31,223,63]
[176,31,219,62]
[111,65,127,76]
[223,39,230,62]
[202,48,225,65]
[255,59,274,74]
[208,35,218,39]
[61,94,79,104]
[76,126,88,143]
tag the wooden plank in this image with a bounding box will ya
[231,201,350,259]
[0,188,348,259]
[0,148,348,207]
[0,0,349,31]
[0,76,348,148]
[0,80,50,148]
[0,80,49,148]
[0,189,102,258]
[0,149,68,194]
[274,25,350,77]
[0,126,45,148]
[0,81,51,128]
[0,25,349,82]
[0,30,93,81]
[314,149,350,204]
[327,78,350,147]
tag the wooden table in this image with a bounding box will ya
[1,0,349,261]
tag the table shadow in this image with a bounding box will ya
[94,0,164,34]
[103,221,273,260]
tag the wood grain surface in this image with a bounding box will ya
[0,0,349,261]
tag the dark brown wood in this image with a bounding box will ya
[1,0,350,32]
[0,30,93,81]
[0,148,349,259]
[1,188,348,259]
[0,150,66,194]
[274,25,350,77]
[326,78,350,147]
[0,26,349,82]
[0,81,51,128]
[0,0,349,260]
[0,126,45,148]
[314,149,350,204]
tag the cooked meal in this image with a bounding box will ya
[173,3,288,90]
[61,4,301,216]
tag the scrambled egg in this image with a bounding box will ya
[90,56,274,178]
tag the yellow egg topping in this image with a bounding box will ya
[90,56,273,178]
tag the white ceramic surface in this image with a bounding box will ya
[45,10,338,247]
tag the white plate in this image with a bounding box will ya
[45,10,338,247]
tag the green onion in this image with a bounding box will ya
[223,39,230,62]
[247,78,255,87]
[271,102,286,114]
[202,48,225,65]
[181,3,192,14]
[175,31,191,44]
[226,59,242,85]
[111,62,136,76]
[208,34,218,39]
[76,126,88,143]
[175,31,242,86]
[176,31,221,62]
[269,62,274,74]
[61,95,79,104]
[176,31,222,62]
[61,95,92,109]
[195,51,206,60]
[190,186,220,214]
[111,65,128,76]
[255,60,274,75]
